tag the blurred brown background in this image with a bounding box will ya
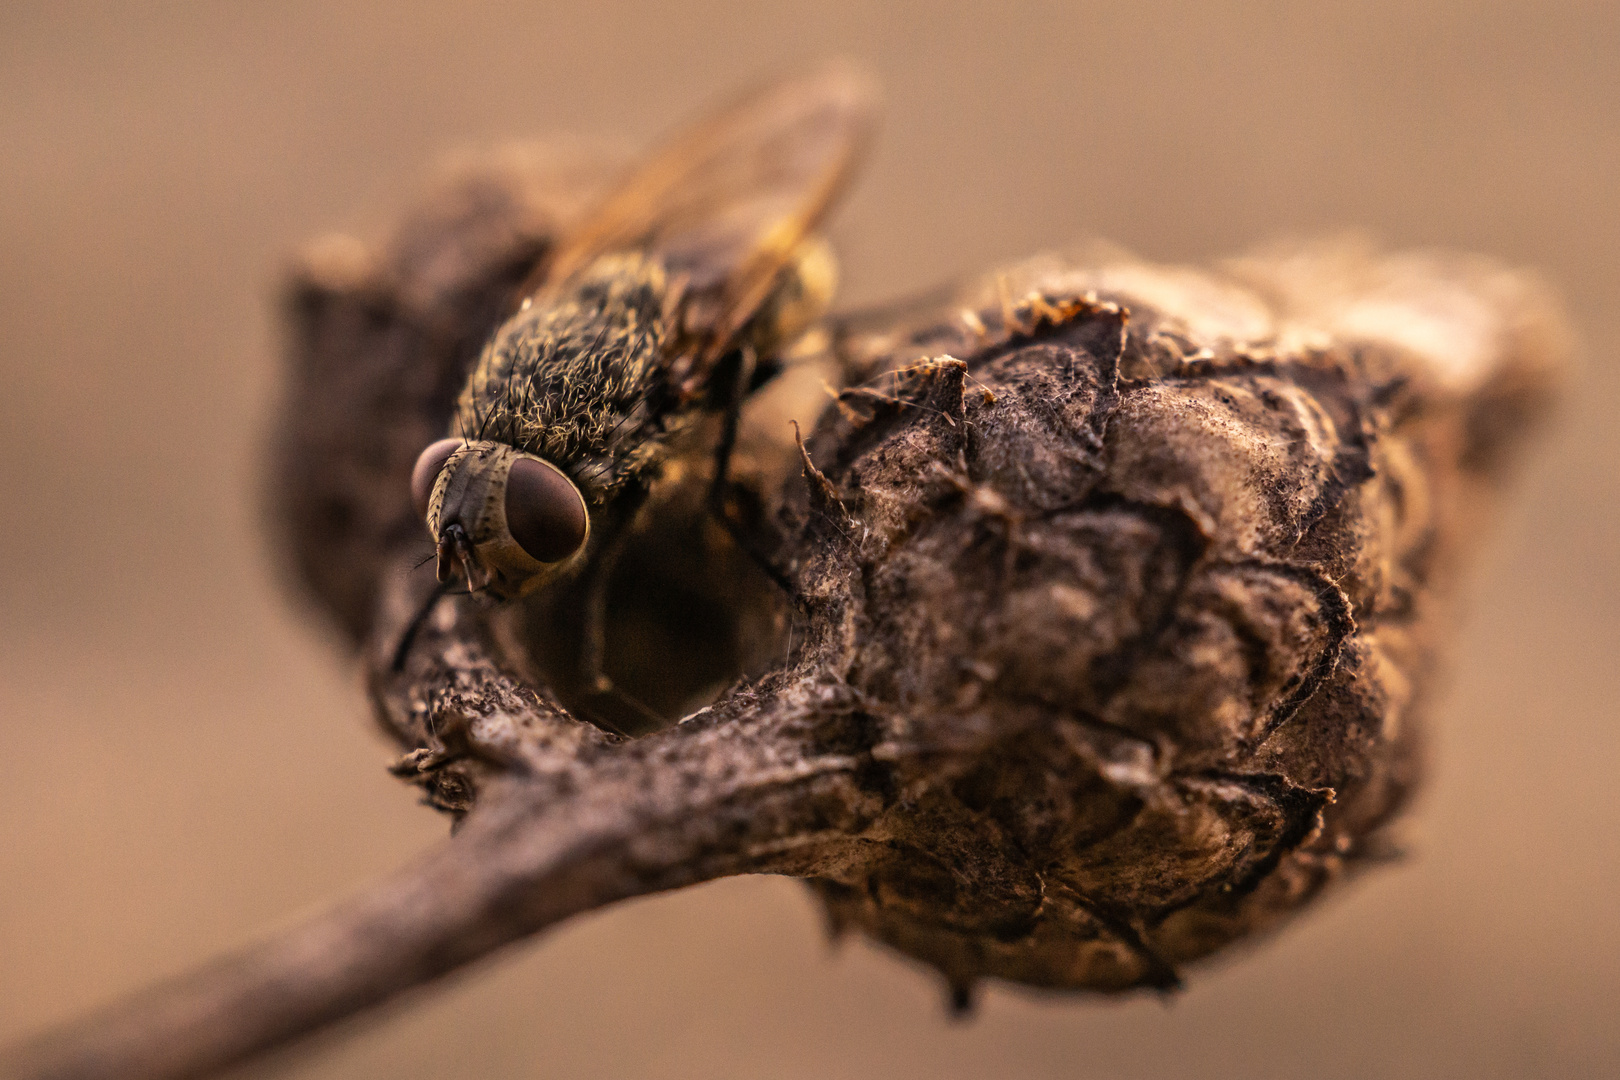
[2,2,1616,1077]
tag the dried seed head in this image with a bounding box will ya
[776,246,1564,995]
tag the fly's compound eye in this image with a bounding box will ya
[505,457,589,563]
[410,438,462,519]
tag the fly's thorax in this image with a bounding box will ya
[454,252,674,472]
[423,441,590,600]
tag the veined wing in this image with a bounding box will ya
[523,61,878,365]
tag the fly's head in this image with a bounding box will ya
[410,439,590,601]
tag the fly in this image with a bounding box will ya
[397,63,877,714]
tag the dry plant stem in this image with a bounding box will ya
[2,680,872,1080]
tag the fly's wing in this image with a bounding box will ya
[524,61,878,367]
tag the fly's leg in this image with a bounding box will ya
[577,514,633,696]
[706,345,755,521]
[573,487,667,737]
[707,346,800,599]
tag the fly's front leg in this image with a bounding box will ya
[390,579,451,672]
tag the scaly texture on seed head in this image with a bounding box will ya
[785,245,1564,991]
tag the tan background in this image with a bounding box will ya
[2,2,1616,1077]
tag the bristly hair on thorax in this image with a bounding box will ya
[454,252,689,504]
